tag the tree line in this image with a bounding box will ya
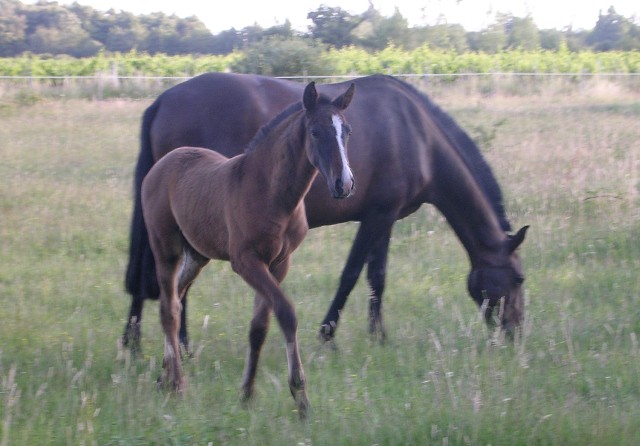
[1,0,639,58]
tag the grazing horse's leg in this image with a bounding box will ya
[123,247,157,354]
[366,228,392,342]
[233,255,309,418]
[319,214,397,342]
[123,294,144,353]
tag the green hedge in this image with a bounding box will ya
[1,47,639,78]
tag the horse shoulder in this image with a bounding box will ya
[283,205,309,253]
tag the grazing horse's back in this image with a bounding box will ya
[150,73,302,159]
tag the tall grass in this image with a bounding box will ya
[0,79,638,445]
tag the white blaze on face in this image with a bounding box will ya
[332,114,353,190]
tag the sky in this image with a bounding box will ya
[24,0,640,33]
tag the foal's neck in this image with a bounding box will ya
[247,114,316,214]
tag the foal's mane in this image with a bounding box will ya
[245,102,302,153]
[245,93,337,154]
[382,75,512,232]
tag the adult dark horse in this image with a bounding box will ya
[124,73,528,352]
[142,82,355,416]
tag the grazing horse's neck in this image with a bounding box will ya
[246,113,316,213]
[430,145,508,268]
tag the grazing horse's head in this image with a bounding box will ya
[302,81,356,199]
[467,225,529,338]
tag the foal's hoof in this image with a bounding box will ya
[293,390,311,420]
[179,344,194,360]
[156,375,186,395]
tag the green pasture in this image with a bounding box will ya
[0,79,639,445]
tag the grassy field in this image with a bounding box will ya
[0,79,639,445]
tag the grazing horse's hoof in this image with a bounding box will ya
[123,322,142,354]
[239,387,255,409]
[318,321,337,342]
[368,320,387,344]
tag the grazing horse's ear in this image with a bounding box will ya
[332,83,355,110]
[508,225,529,253]
[303,81,318,111]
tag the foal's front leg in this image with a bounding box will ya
[233,255,309,418]
[241,294,271,403]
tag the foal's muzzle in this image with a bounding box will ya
[333,174,355,199]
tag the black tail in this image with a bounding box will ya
[125,99,161,300]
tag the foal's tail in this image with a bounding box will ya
[124,100,161,300]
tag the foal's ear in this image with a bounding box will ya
[508,225,529,253]
[333,83,355,110]
[303,81,318,111]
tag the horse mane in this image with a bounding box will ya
[245,93,338,154]
[381,75,512,232]
[245,101,303,154]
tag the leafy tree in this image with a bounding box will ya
[237,24,267,46]
[370,7,409,49]
[409,24,468,52]
[539,29,565,50]
[209,28,243,54]
[467,24,507,53]
[307,5,362,48]
[102,11,147,53]
[262,20,295,40]
[139,12,182,54]
[174,16,216,54]
[565,28,590,52]
[587,6,637,50]
[231,36,330,76]
[0,0,27,55]
[21,1,101,56]
[507,16,540,50]
[351,6,410,51]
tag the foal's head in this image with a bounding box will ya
[467,225,529,338]
[302,82,356,199]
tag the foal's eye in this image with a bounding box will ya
[310,130,320,139]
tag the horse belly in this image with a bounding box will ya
[175,214,228,260]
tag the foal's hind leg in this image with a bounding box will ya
[176,247,208,356]
[148,229,190,393]
[155,257,185,393]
